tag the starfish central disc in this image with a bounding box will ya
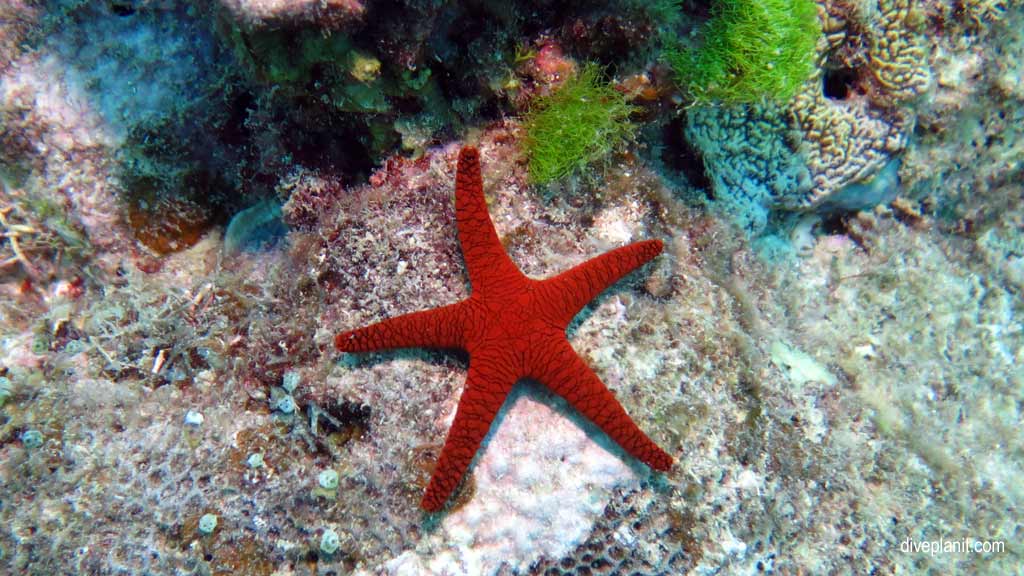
[336,146,673,512]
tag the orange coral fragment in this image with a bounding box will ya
[127,198,210,255]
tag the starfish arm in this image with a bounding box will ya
[335,301,468,353]
[455,147,528,296]
[529,337,674,471]
[535,239,663,327]
[421,358,514,511]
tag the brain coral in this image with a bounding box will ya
[788,0,929,206]
[787,72,910,208]
[866,0,932,103]
[685,102,811,232]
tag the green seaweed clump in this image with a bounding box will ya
[522,64,636,184]
[668,0,819,104]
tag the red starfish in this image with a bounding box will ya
[336,146,674,511]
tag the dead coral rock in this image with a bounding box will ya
[959,0,1010,31]
[278,167,347,231]
[0,0,37,75]
[531,487,698,575]
[891,4,1024,217]
[1,53,130,254]
[890,196,929,230]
